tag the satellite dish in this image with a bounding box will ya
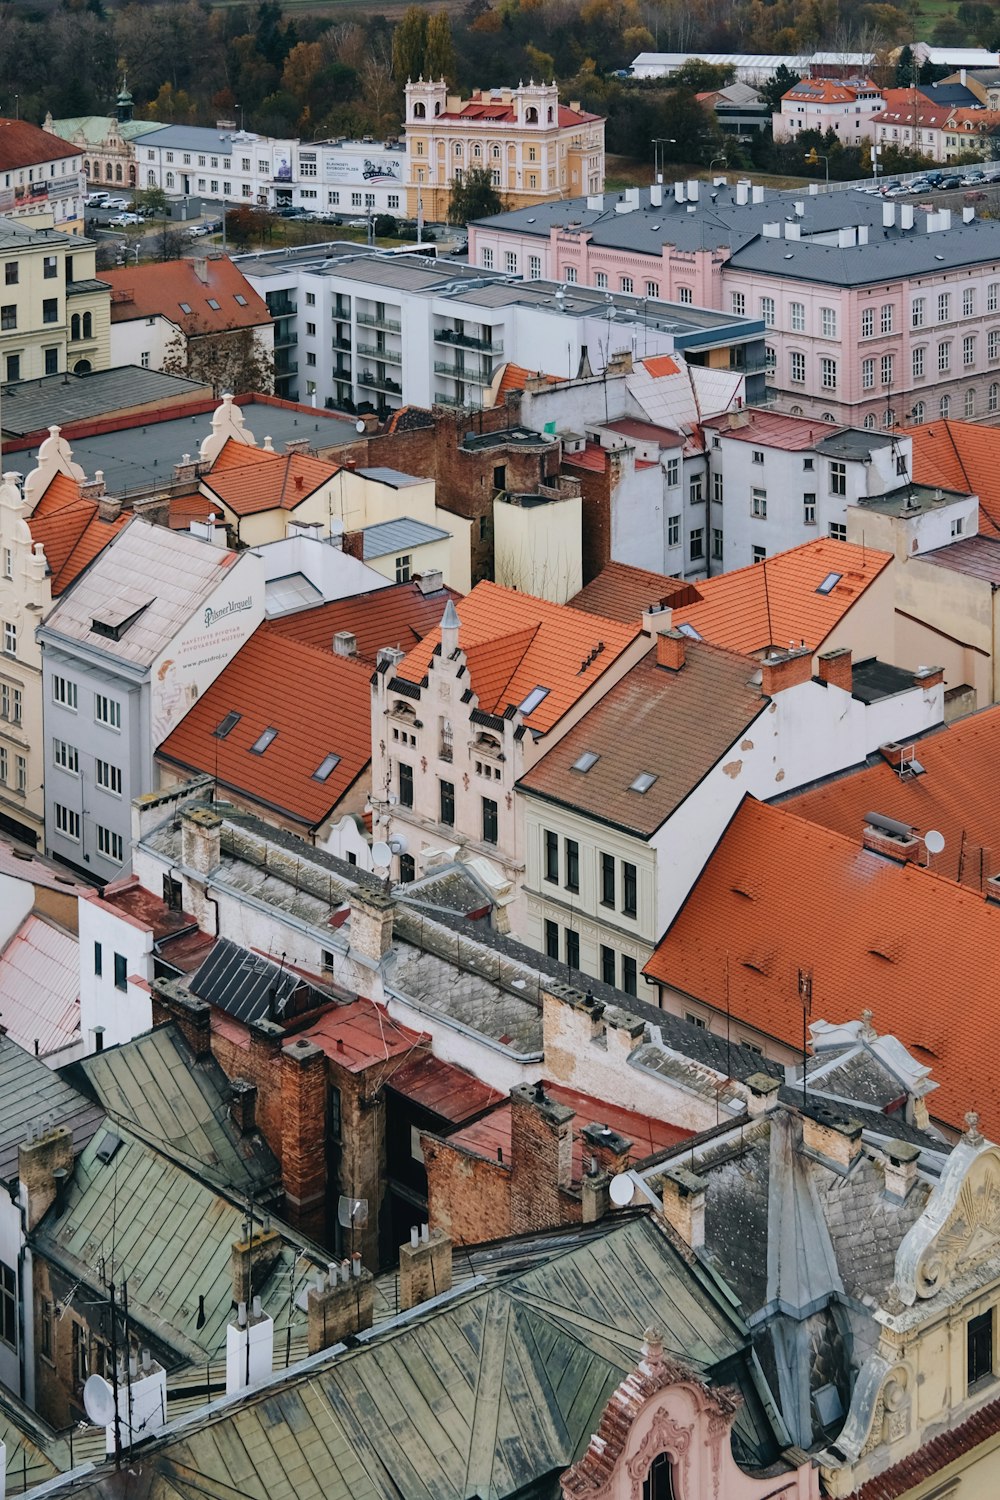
[609,1173,635,1208]
[337,1195,369,1228]
[83,1374,116,1426]
[371,840,392,868]
[355,418,366,433]
[925,828,946,855]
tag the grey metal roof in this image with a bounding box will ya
[0,366,207,439]
[130,124,286,154]
[356,466,427,488]
[189,936,330,1025]
[727,218,1000,287]
[362,516,449,559]
[922,534,1000,581]
[0,1032,103,1181]
[851,657,921,703]
[816,429,894,459]
[0,216,84,252]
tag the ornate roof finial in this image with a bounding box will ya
[964,1111,984,1146]
[640,1325,664,1371]
[860,1007,877,1040]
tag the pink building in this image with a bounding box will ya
[773,76,884,146]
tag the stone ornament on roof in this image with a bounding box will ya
[893,1122,999,1306]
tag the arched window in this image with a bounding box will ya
[642,1452,675,1500]
[789,404,803,415]
[990,383,999,412]
[433,101,441,115]
[146,169,154,187]
[822,411,835,422]
[526,106,538,123]
[863,412,877,428]
[473,144,482,158]
[547,106,554,121]
[166,171,174,189]
[883,408,895,428]
[492,143,501,159]
[82,311,92,339]
[83,160,90,177]
[965,387,976,417]
[454,143,462,156]
[105,162,114,180]
[115,163,123,181]
[70,313,81,341]
[940,394,951,418]
[413,101,426,119]
[129,165,135,185]
[911,400,925,424]
[73,358,92,374]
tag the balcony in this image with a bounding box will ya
[274,360,298,376]
[332,336,352,352]
[266,297,296,318]
[434,328,503,355]
[358,370,402,394]
[356,342,402,363]
[435,391,483,410]
[433,360,491,383]
[357,311,401,332]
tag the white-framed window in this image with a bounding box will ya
[564,265,577,283]
[940,394,951,418]
[481,248,494,270]
[678,286,692,305]
[881,303,893,334]
[911,400,926,423]
[594,271,608,288]
[528,255,541,279]
[830,460,847,496]
[52,675,77,711]
[713,473,723,503]
[13,755,23,793]
[964,287,975,317]
[689,527,704,560]
[829,522,847,541]
[790,302,805,332]
[54,740,79,774]
[989,283,999,312]
[938,341,952,372]
[963,334,976,367]
[790,351,805,382]
[667,514,680,546]
[804,492,816,524]
[96,760,122,796]
[620,275,633,293]
[0,747,5,783]
[966,387,976,417]
[689,475,703,504]
[912,296,925,327]
[751,448,764,465]
[863,412,877,429]
[991,384,999,412]
[712,528,723,560]
[913,346,925,379]
[752,545,766,564]
[821,306,837,338]
[97,825,124,863]
[861,307,874,338]
[820,357,837,390]
[990,331,1000,361]
[751,487,766,517]
[862,358,874,390]
[881,353,893,387]
[2,622,14,656]
[504,251,517,274]
[3,547,12,579]
[645,280,659,298]
[95,694,121,730]
[731,291,745,316]
[938,291,951,322]
[760,295,775,327]
[54,803,80,841]
[665,457,679,487]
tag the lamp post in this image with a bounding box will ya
[709,155,728,175]
[652,138,677,183]
[804,149,830,188]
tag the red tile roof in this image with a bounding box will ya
[201,450,340,518]
[846,1391,1000,1499]
[784,77,879,103]
[386,1053,502,1123]
[907,419,1000,538]
[268,580,461,664]
[0,118,79,170]
[296,998,426,1072]
[156,622,372,830]
[570,562,696,623]
[28,474,129,594]
[563,441,607,473]
[641,354,680,378]
[604,418,684,450]
[168,491,216,530]
[396,580,639,735]
[101,256,271,337]
[644,796,1000,1139]
[495,363,561,396]
[704,410,845,451]
[208,437,275,472]
[786,704,1000,890]
[671,538,892,655]
[435,98,600,125]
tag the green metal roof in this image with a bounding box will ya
[0,1032,103,1182]
[47,116,169,145]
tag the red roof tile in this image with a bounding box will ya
[156,623,372,829]
[846,1391,1000,1498]
[644,796,1000,1139]
[704,410,845,451]
[641,355,680,378]
[268,580,462,665]
[297,998,426,1072]
[396,580,639,735]
[208,437,276,472]
[101,256,271,338]
[168,491,216,530]
[28,474,129,594]
[0,118,79,170]
[907,419,1000,538]
[495,364,561,397]
[386,1053,502,1123]
[671,538,892,655]
[570,562,696,623]
[201,450,340,518]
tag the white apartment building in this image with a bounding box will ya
[133,124,299,210]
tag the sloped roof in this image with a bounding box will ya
[907,418,1000,538]
[207,435,273,471]
[670,538,892,655]
[785,704,1000,889]
[644,796,1000,1139]
[297,999,427,1073]
[157,623,371,829]
[0,117,79,170]
[101,256,271,337]
[188,938,334,1027]
[704,409,845,450]
[570,561,695,622]
[0,1031,101,1181]
[396,580,639,735]
[28,473,129,595]
[268,580,463,664]
[847,1390,1000,1499]
[518,639,766,837]
[202,450,340,517]
[0,915,79,1060]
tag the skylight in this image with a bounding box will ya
[313,752,342,782]
[234,294,248,306]
[816,571,843,595]
[213,711,241,739]
[677,622,702,639]
[206,298,221,310]
[629,772,658,794]
[518,686,550,716]
[179,301,192,314]
[572,750,600,773]
[250,726,278,754]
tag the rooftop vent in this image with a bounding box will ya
[333,630,357,657]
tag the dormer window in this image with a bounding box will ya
[475,732,502,757]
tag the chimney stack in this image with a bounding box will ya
[800,1105,863,1172]
[181,805,222,876]
[398,1223,453,1310]
[862,815,921,864]
[655,630,686,672]
[230,1226,283,1306]
[509,1082,574,1235]
[761,646,813,696]
[280,1039,328,1242]
[884,1141,920,1202]
[105,1353,167,1455]
[416,568,444,595]
[19,1125,74,1231]
[333,630,357,657]
[659,1166,706,1249]
[307,1258,374,1353]
[229,1079,257,1135]
[348,887,394,966]
[225,1297,274,1395]
[817,646,852,693]
[745,1072,781,1117]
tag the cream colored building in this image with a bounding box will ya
[493,490,582,603]
[403,80,604,221]
[0,217,110,382]
[44,86,166,198]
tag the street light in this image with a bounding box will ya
[804,148,830,188]
[652,138,677,183]
[709,155,728,176]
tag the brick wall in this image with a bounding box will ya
[422,1135,512,1246]
[510,1084,577,1236]
[280,1038,328,1243]
[573,463,612,583]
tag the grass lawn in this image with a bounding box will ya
[604,154,818,192]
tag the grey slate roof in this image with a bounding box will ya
[361,516,449,559]
[0,1032,102,1181]
[0,367,206,438]
[188,937,335,1025]
[726,218,1000,287]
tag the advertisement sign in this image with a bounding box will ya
[322,153,403,184]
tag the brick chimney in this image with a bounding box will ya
[98,496,122,522]
[761,647,813,696]
[348,888,394,966]
[580,1122,632,1176]
[913,665,944,690]
[229,1079,257,1135]
[509,1081,574,1235]
[817,646,852,694]
[659,1166,706,1249]
[307,1258,374,1353]
[181,806,223,875]
[19,1126,74,1231]
[80,472,106,501]
[231,1226,283,1304]
[655,631,686,672]
[800,1105,863,1172]
[280,1038,327,1240]
[745,1072,781,1117]
[862,817,921,864]
[398,1223,453,1310]
[173,453,199,484]
[884,1141,920,1202]
[152,980,213,1059]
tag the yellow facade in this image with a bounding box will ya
[0,219,110,384]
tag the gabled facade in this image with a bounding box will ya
[0,117,86,233]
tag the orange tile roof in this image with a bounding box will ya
[396,580,639,734]
[296,998,426,1072]
[670,538,892,655]
[644,796,1000,1139]
[28,474,129,594]
[208,437,276,472]
[0,117,79,170]
[570,562,696,623]
[201,450,340,518]
[785,77,879,103]
[495,364,561,396]
[267,580,462,664]
[907,420,1000,538]
[101,256,271,338]
[785,704,1000,890]
[156,622,372,829]
[168,491,215,530]
[641,355,679,378]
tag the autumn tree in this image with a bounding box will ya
[448,166,503,224]
[162,321,275,397]
[424,13,457,83]
[392,6,428,81]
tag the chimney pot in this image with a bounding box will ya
[398,1225,453,1310]
[659,1167,707,1248]
[761,646,813,696]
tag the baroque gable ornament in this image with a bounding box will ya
[894,1126,1000,1305]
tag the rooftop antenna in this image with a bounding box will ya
[798,968,812,1107]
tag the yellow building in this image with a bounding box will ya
[403,80,605,222]
[0,217,110,382]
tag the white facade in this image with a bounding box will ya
[307,140,406,218]
[134,127,299,209]
[77,889,155,1053]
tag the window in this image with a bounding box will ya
[544,829,559,883]
[667,515,680,547]
[881,303,893,334]
[881,354,893,387]
[399,853,415,883]
[95,694,121,729]
[968,1310,993,1389]
[94,941,103,976]
[645,281,659,298]
[861,307,874,338]
[2,548,10,579]
[95,760,122,795]
[545,920,559,960]
[54,803,80,841]
[665,458,679,487]
[991,385,999,413]
[790,302,805,332]
[804,493,816,524]
[43,254,57,280]
[622,862,637,918]
[713,473,724,505]
[0,1262,16,1351]
[913,346,925,379]
[14,754,24,794]
[938,292,951,323]
[398,761,413,808]
[305,321,316,337]
[712,527,723,560]
[940,394,951,419]
[751,448,764,466]
[830,460,847,497]
[481,248,494,270]
[642,1452,674,1500]
[952,516,964,537]
[0,747,6,783]
[528,255,541,279]
[689,528,704,561]
[54,739,79,774]
[395,554,411,584]
[821,307,837,338]
[564,838,579,892]
[3,262,15,286]
[44,347,58,375]
[114,951,127,990]
[564,265,577,283]
[912,296,925,327]
[2,621,15,656]
[600,851,615,907]
[966,387,976,418]
[620,276,634,294]
[98,826,124,864]
[622,956,637,996]
[1,305,15,330]
[790,351,805,383]
[752,544,767,564]
[6,354,19,382]
[564,928,580,969]
[5,686,20,724]
[820,357,837,390]
[938,341,951,373]
[990,283,999,312]
[964,287,975,318]
[600,945,616,986]
[751,488,766,518]
[760,295,774,327]
[482,796,498,845]
[829,522,847,541]
[990,331,1000,362]
[678,286,692,305]
[964,335,976,367]
[731,291,745,316]
[505,251,517,274]
[862,358,874,390]
[912,400,926,423]
[689,475,703,505]
[42,298,58,324]
[439,779,454,826]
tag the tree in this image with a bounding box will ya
[133,185,168,219]
[424,12,457,83]
[448,166,503,223]
[759,63,801,112]
[225,205,276,250]
[392,6,428,81]
[374,213,398,236]
[671,58,734,90]
[162,321,275,397]
[894,44,915,87]
[149,224,188,261]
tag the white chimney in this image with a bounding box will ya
[736,180,750,205]
[784,221,800,240]
[225,1299,274,1396]
[883,202,896,228]
[649,184,662,207]
[762,222,780,237]
[794,200,805,217]
[686,179,699,200]
[963,205,976,223]
[586,193,604,211]
[106,1353,168,1454]
[938,208,952,231]
[674,181,686,203]
[858,224,869,244]
[333,630,357,656]
[752,184,764,204]
[838,226,856,248]
[900,204,914,230]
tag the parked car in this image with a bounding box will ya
[109,212,142,226]
[961,170,985,186]
[940,175,962,189]
[882,182,908,196]
[186,224,209,237]
[104,197,129,210]
[908,179,932,194]
[85,191,110,206]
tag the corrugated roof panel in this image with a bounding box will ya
[0,915,81,1060]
